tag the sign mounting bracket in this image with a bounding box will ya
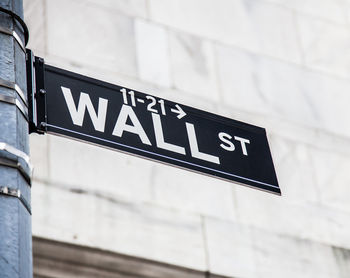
[26,49,47,134]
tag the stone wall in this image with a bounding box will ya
[24,0,350,277]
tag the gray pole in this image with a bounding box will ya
[0,0,32,277]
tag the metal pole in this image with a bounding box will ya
[0,0,32,277]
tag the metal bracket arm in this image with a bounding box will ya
[0,77,28,106]
[0,186,31,214]
[0,94,28,120]
[0,142,32,185]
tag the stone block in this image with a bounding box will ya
[311,148,350,213]
[234,181,350,250]
[30,133,49,181]
[48,134,153,203]
[169,31,219,101]
[23,0,46,55]
[46,0,137,77]
[152,164,237,220]
[149,0,301,63]
[268,134,319,203]
[135,19,171,87]
[333,247,350,278]
[297,15,350,78]
[215,98,350,161]
[84,0,148,18]
[32,182,207,271]
[205,217,341,278]
[251,229,339,278]
[204,217,256,277]
[260,0,348,24]
[216,43,350,138]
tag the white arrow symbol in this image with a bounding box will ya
[171,104,186,119]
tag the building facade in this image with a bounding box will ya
[24,0,350,277]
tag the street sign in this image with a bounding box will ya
[28,57,280,194]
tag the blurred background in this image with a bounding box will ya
[24,0,350,277]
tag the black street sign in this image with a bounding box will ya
[29,56,280,194]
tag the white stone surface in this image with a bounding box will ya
[251,229,340,278]
[234,182,350,250]
[333,247,350,277]
[261,0,348,24]
[216,44,350,138]
[205,217,341,278]
[312,148,350,213]
[149,0,301,63]
[217,101,350,159]
[43,52,219,117]
[46,0,137,77]
[83,0,148,18]
[297,15,350,78]
[135,19,171,87]
[23,0,46,56]
[169,32,219,101]
[152,164,237,220]
[205,217,257,277]
[29,133,49,181]
[48,135,154,203]
[268,134,319,204]
[32,181,207,271]
[24,0,350,277]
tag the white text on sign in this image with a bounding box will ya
[61,87,250,165]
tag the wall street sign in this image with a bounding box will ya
[28,54,280,194]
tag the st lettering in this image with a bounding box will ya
[218,132,250,156]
